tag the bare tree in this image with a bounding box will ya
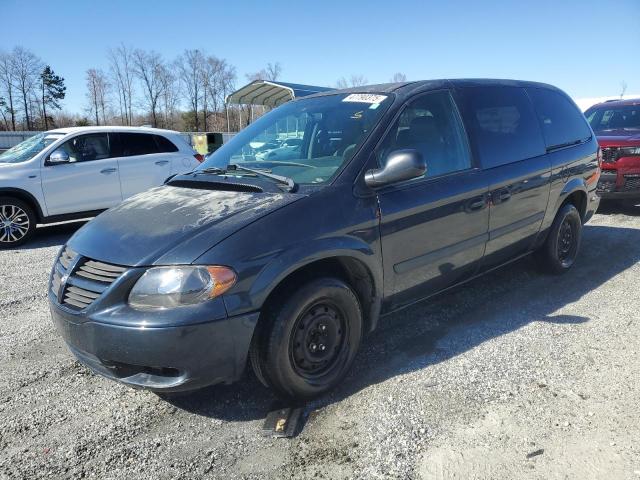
[133,49,166,127]
[11,47,42,130]
[336,74,369,89]
[176,49,205,131]
[108,44,136,125]
[85,68,109,125]
[158,66,179,129]
[390,72,407,82]
[0,51,16,130]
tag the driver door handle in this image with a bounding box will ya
[155,160,169,166]
[100,168,117,174]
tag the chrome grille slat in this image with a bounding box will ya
[83,260,126,273]
[63,297,91,309]
[66,286,100,299]
[79,264,121,278]
[76,270,117,283]
[65,291,94,304]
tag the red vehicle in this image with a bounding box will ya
[585,98,640,204]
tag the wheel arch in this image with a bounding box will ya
[556,179,588,221]
[249,244,383,335]
[0,188,44,221]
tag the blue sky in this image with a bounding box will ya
[2,0,639,113]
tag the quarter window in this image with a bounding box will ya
[154,135,179,153]
[377,90,472,179]
[459,86,545,168]
[527,88,592,149]
[56,133,110,162]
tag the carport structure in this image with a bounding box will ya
[226,80,333,126]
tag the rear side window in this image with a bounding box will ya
[119,133,160,157]
[527,88,592,149]
[154,135,179,153]
[458,86,545,168]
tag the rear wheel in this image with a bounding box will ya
[250,277,362,401]
[0,197,36,248]
[536,203,582,274]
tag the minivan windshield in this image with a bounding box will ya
[0,132,65,164]
[585,104,640,132]
[200,93,392,185]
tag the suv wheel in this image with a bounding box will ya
[536,203,582,274]
[250,277,362,400]
[0,197,36,248]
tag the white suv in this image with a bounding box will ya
[0,126,202,247]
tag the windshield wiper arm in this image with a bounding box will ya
[228,164,297,192]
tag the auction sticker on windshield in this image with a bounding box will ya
[342,93,387,104]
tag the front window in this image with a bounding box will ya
[200,93,392,185]
[585,104,640,132]
[0,132,65,164]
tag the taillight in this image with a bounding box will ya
[194,153,204,163]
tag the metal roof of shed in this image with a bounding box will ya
[226,80,333,107]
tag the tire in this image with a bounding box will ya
[250,277,363,401]
[536,203,582,274]
[0,197,36,248]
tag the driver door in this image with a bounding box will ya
[41,133,123,216]
[376,90,490,308]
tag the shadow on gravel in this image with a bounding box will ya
[166,224,640,422]
[20,221,87,249]
[596,200,640,216]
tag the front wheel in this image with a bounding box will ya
[0,197,36,248]
[250,277,362,401]
[536,203,582,274]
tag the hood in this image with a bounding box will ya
[68,185,302,266]
[596,130,640,147]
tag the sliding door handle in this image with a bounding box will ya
[466,195,488,212]
[100,168,117,174]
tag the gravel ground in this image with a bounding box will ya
[1,204,639,479]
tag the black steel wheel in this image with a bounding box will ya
[536,203,582,274]
[250,277,362,400]
[290,301,349,380]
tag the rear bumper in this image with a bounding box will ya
[49,296,259,392]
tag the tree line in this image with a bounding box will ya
[1,44,408,133]
[0,47,66,131]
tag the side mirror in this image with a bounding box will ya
[48,149,70,164]
[364,149,426,188]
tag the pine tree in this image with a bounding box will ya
[40,65,66,129]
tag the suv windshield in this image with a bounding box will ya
[585,104,640,132]
[0,132,65,164]
[200,93,392,185]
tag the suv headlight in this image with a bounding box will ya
[128,266,236,310]
[620,146,640,156]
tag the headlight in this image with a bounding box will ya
[620,146,640,156]
[128,266,236,310]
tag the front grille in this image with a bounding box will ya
[623,175,640,192]
[50,247,127,311]
[601,147,621,164]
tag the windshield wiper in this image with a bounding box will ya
[228,164,297,192]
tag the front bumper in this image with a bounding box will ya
[49,295,259,392]
[597,168,640,200]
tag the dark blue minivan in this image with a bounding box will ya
[49,79,600,400]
